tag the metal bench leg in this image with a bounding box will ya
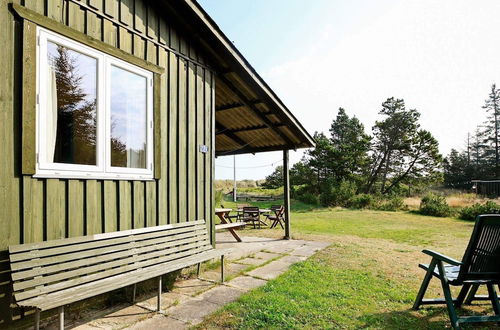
[132,283,137,304]
[413,259,437,310]
[34,308,40,330]
[197,263,201,277]
[157,276,162,312]
[221,255,225,283]
[59,306,64,330]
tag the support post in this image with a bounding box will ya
[283,149,291,240]
[157,276,162,312]
[58,306,64,330]
[197,263,201,277]
[132,283,137,303]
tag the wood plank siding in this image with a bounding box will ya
[0,0,214,324]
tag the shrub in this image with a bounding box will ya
[298,192,319,206]
[418,193,453,217]
[459,201,500,221]
[214,190,224,207]
[376,196,405,211]
[347,194,375,209]
[320,180,357,207]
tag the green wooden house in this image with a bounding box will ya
[0,0,314,325]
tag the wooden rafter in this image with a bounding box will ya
[215,124,285,135]
[217,74,295,146]
[215,100,262,112]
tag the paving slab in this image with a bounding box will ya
[226,276,268,291]
[171,278,214,296]
[129,315,187,330]
[234,257,267,266]
[137,292,190,313]
[246,260,291,280]
[199,285,245,305]
[72,304,152,330]
[166,298,220,325]
[253,251,282,260]
[290,245,325,257]
[279,255,308,264]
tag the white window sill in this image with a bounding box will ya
[33,172,154,181]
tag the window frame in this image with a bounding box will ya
[35,27,154,181]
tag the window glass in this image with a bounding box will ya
[47,41,98,165]
[110,65,148,169]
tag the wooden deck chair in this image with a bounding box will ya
[267,206,285,229]
[236,203,250,221]
[413,214,500,329]
[242,206,261,229]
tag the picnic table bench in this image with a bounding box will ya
[215,208,246,242]
[8,220,226,330]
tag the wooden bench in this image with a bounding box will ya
[8,220,226,330]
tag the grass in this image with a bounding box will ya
[200,205,499,329]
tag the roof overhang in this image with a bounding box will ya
[160,0,315,156]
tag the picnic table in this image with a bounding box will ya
[214,208,245,242]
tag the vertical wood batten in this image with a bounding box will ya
[210,72,215,243]
[168,52,178,223]
[23,177,44,243]
[203,68,210,226]
[118,181,132,230]
[46,179,66,240]
[178,58,187,222]
[68,180,84,237]
[187,62,196,221]
[196,65,204,221]
[158,49,169,225]
[103,181,118,232]
[133,181,145,229]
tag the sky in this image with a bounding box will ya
[198,0,500,181]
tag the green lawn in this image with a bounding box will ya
[200,205,499,329]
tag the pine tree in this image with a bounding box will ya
[481,83,500,177]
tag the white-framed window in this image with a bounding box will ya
[35,27,154,180]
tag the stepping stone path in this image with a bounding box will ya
[63,233,329,330]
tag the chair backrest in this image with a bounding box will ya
[270,205,282,211]
[275,206,285,217]
[243,206,259,217]
[458,214,500,283]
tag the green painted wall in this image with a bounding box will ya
[0,0,215,325]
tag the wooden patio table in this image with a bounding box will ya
[215,208,245,242]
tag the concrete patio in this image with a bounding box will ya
[46,232,329,330]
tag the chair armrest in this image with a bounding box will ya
[422,249,462,266]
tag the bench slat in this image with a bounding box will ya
[15,242,213,301]
[9,220,206,253]
[12,233,209,281]
[215,223,246,230]
[10,224,208,262]
[19,249,226,311]
[11,229,208,271]
[13,237,212,292]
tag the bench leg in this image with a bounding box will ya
[132,283,137,304]
[34,308,40,330]
[157,276,162,312]
[487,284,500,315]
[59,306,64,330]
[197,263,201,277]
[221,255,225,283]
